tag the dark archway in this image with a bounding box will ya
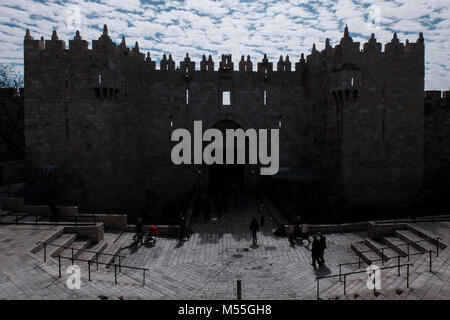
[208,120,246,194]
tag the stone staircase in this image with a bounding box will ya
[30,228,121,269]
[320,224,448,300]
[351,224,447,265]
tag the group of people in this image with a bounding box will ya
[311,233,327,268]
[254,214,328,268]
[196,182,242,222]
[133,218,158,245]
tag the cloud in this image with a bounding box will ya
[0,0,448,90]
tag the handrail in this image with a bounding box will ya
[318,263,413,281]
[374,215,450,224]
[315,263,413,300]
[57,255,148,286]
[36,241,125,259]
[0,212,99,226]
[354,237,441,256]
[338,251,429,271]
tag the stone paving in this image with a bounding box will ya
[0,196,448,299]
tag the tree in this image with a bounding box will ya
[0,64,24,89]
[0,63,24,160]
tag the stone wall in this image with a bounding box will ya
[23,25,426,219]
[424,91,450,209]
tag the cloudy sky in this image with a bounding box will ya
[0,0,449,90]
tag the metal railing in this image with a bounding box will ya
[338,250,436,282]
[0,212,99,226]
[345,237,443,269]
[57,255,148,286]
[374,215,450,225]
[316,262,413,300]
[36,241,125,265]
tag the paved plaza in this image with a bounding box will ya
[0,195,449,300]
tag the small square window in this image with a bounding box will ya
[222,91,231,106]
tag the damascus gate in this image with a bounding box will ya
[22,25,426,223]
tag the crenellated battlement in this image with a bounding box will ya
[24,25,424,75]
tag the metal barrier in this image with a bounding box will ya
[0,213,98,226]
[338,237,442,269]
[36,241,125,264]
[338,250,435,282]
[57,255,148,286]
[316,262,413,300]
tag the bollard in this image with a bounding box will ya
[88,260,91,281]
[381,249,384,265]
[407,264,410,288]
[436,239,439,257]
[143,270,146,287]
[96,255,99,271]
[373,270,376,295]
[316,279,320,300]
[236,279,242,300]
[44,243,47,262]
[429,251,432,272]
[58,255,61,278]
[343,274,346,295]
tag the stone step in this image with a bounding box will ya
[354,254,427,300]
[402,254,448,300]
[351,241,381,265]
[0,214,23,223]
[98,243,122,267]
[17,215,42,223]
[30,227,65,254]
[49,233,78,258]
[406,224,447,250]
[78,241,108,262]
[381,236,421,257]
[0,210,14,217]
[59,238,92,260]
[395,230,436,253]
[364,238,398,261]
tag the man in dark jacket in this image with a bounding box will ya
[179,216,187,242]
[311,235,321,268]
[318,232,327,264]
[48,200,59,222]
[134,218,144,245]
[249,217,260,244]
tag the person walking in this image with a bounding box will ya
[258,203,265,227]
[249,217,260,244]
[301,222,311,246]
[311,235,321,268]
[202,194,211,222]
[288,224,296,245]
[319,232,327,264]
[48,199,59,223]
[179,216,187,242]
[134,218,144,245]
